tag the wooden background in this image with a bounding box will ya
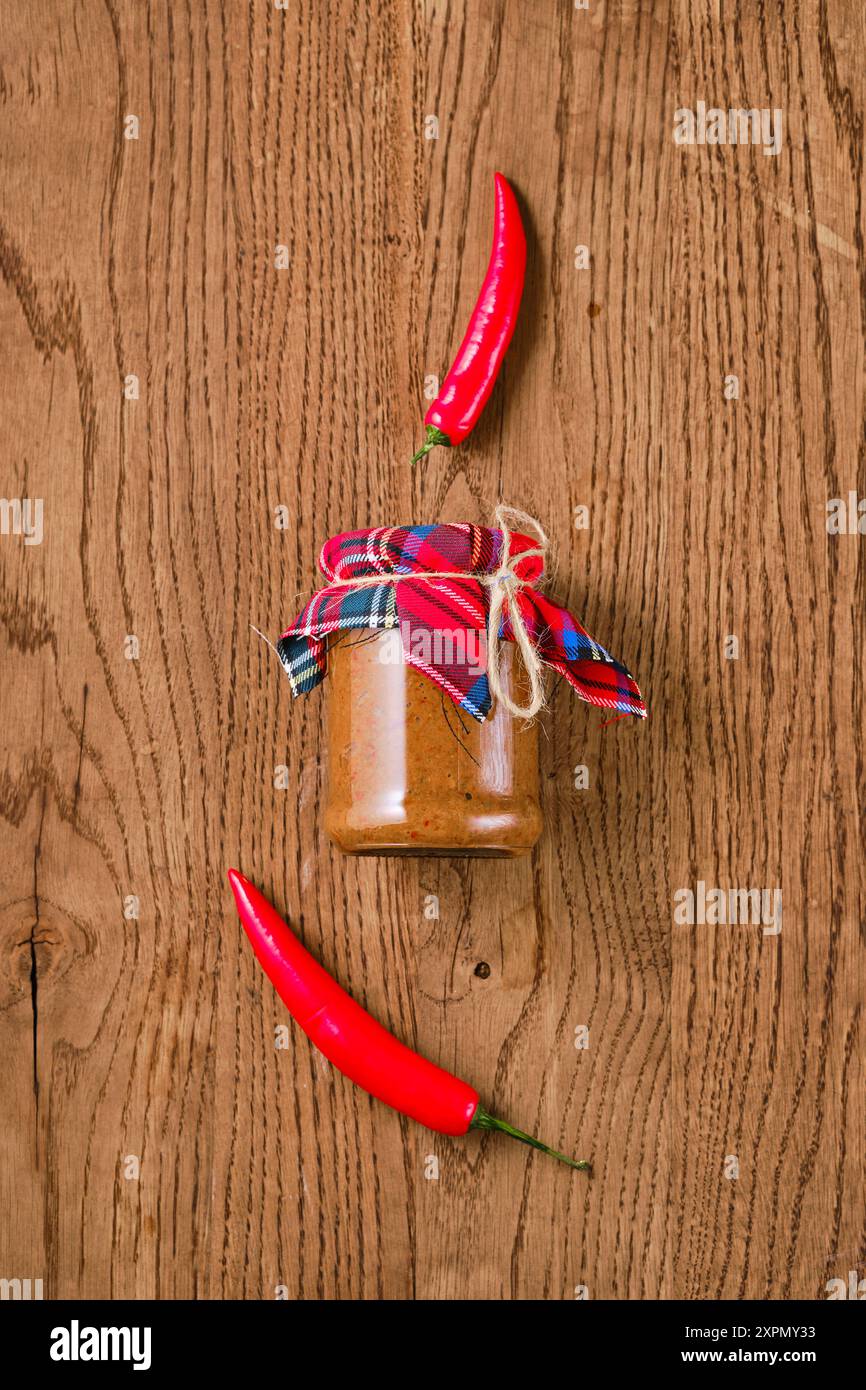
[1,0,863,1301]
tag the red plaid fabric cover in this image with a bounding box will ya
[276,523,646,723]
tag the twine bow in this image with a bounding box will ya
[479,504,548,719]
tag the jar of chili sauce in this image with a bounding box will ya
[324,629,542,857]
[275,513,646,860]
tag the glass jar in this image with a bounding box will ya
[324,629,542,857]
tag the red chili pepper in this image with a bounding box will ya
[411,172,526,466]
[228,869,589,1170]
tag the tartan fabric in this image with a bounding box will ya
[276,523,646,723]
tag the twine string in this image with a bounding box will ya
[325,504,549,719]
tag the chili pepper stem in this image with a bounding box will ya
[470,1106,591,1172]
[410,425,451,466]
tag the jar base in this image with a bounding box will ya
[324,805,542,859]
[330,842,536,859]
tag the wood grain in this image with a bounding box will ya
[0,0,863,1300]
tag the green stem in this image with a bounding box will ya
[410,424,451,466]
[471,1106,591,1172]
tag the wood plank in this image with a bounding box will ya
[0,0,862,1300]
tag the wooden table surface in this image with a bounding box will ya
[1,1,863,1301]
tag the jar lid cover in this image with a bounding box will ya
[276,520,645,724]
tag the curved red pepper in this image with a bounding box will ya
[411,172,526,465]
[228,870,589,1168]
